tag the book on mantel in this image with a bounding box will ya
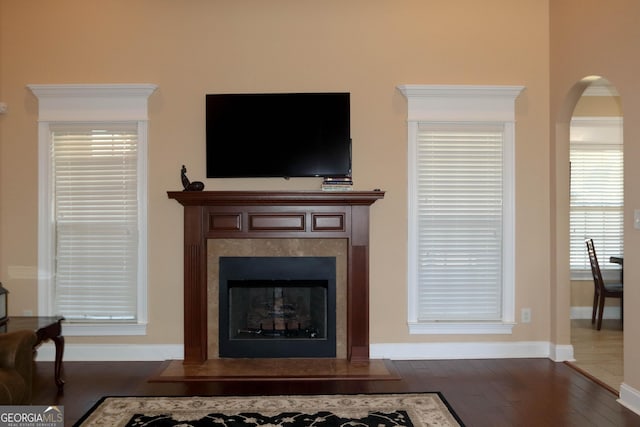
[322,176,353,191]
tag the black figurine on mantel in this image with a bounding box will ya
[181,165,205,191]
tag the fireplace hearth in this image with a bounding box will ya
[219,256,336,358]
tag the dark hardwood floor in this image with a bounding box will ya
[32,359,640,426]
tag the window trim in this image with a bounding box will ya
[29,84,157,336]
[398,84,523,335]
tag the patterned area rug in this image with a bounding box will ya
[74,393,464,427]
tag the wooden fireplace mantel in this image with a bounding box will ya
[168,190,384,364]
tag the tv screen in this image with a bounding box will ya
[206,92,351,178]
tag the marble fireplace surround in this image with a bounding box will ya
[168,190,384,364]
[208,239,347,359]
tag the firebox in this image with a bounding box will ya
[218,256,336,358]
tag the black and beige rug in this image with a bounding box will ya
[74,393,464,427]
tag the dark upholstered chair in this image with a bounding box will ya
[0,329,37,404]
[585,239,623,330]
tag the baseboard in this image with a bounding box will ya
[570,305,621,320]
[34,342,184,361]
[549,343,575,362]
[36,341,575,362]
[370,341,571,361]
[619,383,640,416]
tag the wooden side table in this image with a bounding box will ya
[1,316,65,390]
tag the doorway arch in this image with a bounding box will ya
[556,76,624,391]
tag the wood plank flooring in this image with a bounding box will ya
[569,318,623,393]
[31,358,640,426]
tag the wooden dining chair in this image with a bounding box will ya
[585,239,623,330]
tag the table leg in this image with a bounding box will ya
[52,334,65,390]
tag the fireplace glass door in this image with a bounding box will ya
[229,280,327,339]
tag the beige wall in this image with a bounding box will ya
[2,2,551,347]
[573,94,622,117]
[550,0,640,394]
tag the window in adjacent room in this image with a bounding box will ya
[399,84,523,334]
[569,117,623,281]
[29,84,157,336]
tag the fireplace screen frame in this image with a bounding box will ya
[218,256,337,358]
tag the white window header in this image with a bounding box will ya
[28,84,157,122]
[397,84,524,122]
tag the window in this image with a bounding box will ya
[399,84,523,334]
[570,117,623,280]
[29,84,156,336]
[51,124,139,320]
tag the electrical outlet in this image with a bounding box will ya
[23,309,33,316]
[521,308,531,323]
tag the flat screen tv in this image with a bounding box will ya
[206,92,351,178]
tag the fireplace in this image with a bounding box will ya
[218,256,336,358]
[167,190,384,363]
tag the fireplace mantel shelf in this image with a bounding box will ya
[167,190,385,206]
[168,189,384,364]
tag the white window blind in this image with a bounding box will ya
[416,124,504,321]
[569,124,623,277]
[51,124,139,321]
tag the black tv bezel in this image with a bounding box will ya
[205,92,352,179]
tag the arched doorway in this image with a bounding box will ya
[564,77,624,392]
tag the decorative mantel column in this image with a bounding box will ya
[167,190,384,364]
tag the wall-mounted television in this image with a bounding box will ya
[206,92,351,178]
